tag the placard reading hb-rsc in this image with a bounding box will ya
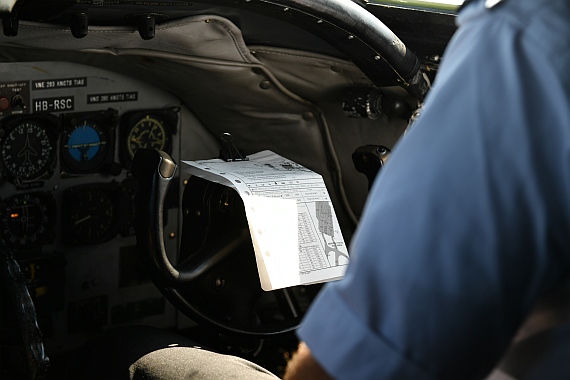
[33,96,74,112]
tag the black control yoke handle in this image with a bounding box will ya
[131,148,249,287]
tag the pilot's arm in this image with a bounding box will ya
[283,342,332,380]
[286,0,570,378]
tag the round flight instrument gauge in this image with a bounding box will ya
[0,114,59,185]
[62,184,119,245]
[120,107,178,168]
[61,109,118,174]
[127,115,168,158]
[0,192,56,251]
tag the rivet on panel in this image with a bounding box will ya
[213,278,225,290]
[260,80,272,90]
[302,111,314,121]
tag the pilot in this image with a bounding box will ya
[67,0,570,378]
[284,0,570,378]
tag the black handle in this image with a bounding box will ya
[132,149,180,286]
[132,149,251,286]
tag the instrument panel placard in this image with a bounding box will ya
[32,77,87,90]
[32,96,75,112]
[87,92,138,104]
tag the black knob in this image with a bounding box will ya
[137,16,156,40]
[2,13,19,37]
[70,13,89,39]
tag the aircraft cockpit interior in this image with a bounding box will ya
[0,0,461,378]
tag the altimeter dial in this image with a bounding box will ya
[62,184,119,245]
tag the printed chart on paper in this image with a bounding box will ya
[183,150,349,287]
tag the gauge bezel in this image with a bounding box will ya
[61,183,122,246]
[0,113,60,185]
[120,107,178,169]
[0,191,56,252]
[60,109,118,175]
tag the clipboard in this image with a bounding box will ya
[182,134,349,291]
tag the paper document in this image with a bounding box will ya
[183,150,349,291]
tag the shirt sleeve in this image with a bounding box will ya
[298,1,570,379]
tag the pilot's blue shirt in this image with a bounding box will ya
[298,0,570,378]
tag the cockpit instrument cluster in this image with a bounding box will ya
[0,61,184,354]
[0,68,181,249]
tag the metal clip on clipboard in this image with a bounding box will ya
[218,132,248,162]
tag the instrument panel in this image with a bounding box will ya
[0,61,184,354]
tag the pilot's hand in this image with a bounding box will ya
[284,342,333,380]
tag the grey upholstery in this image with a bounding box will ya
[65,325,278,379]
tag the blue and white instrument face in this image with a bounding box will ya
[66,123,104,162]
